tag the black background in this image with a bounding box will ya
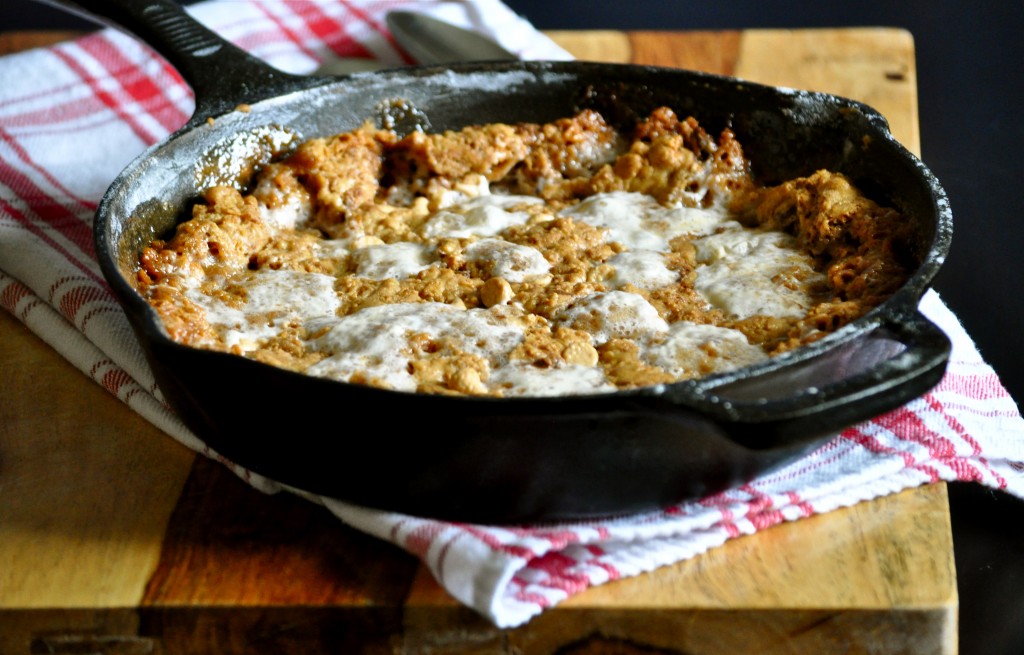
[2,1,1023,653]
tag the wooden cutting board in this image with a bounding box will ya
[0,29,955,654]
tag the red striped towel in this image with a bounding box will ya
[1,0,1021,628]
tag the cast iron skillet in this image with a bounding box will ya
[54,0,952,523]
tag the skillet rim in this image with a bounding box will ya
[90,61,954,520]
[93,59,953,406]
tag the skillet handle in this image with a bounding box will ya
[689,308,952,448]
[38,0,310,123]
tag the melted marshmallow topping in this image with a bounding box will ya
[189,269,340,352]
[693,228,827,318]
[180,186,827,396]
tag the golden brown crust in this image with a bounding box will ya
[135,108,914,396]
[598,339,677,388]
[138,186,270,286]
[736,169,914,306]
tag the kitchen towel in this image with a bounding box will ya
[1,0,1022,629]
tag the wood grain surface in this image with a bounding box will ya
[0,28,956,655]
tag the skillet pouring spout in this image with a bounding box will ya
[48,0,952,522]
